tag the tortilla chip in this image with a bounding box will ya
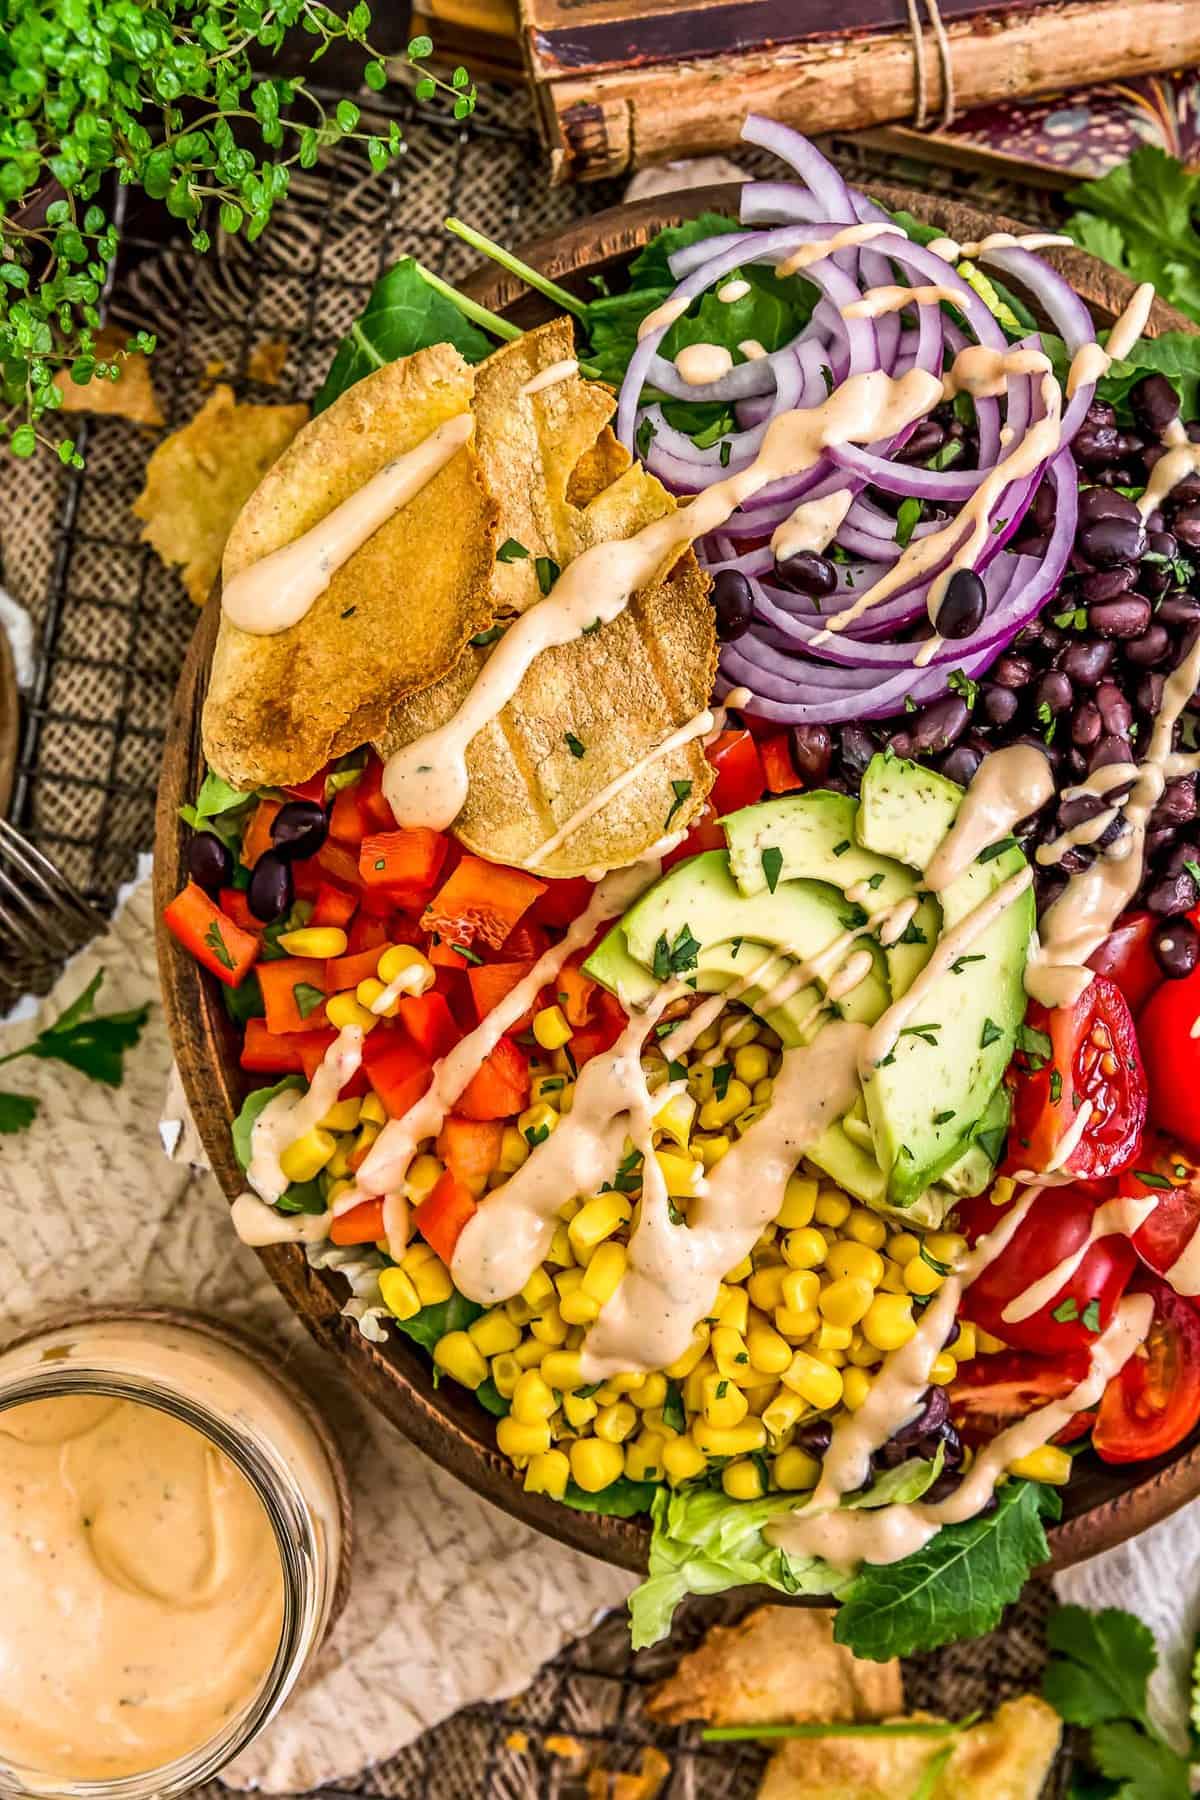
[648,1607,902,1728]
[758,1696,1061,1800]
[377,551,715,876]
[134,385,307,605]
[202,345,498,791]
[56,325,163,427]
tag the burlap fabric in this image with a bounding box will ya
[0,77,1064,1796]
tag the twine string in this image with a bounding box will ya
[906,0,957,132]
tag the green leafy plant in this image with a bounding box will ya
[0,5,476,460]
[0,970,149,1132]
[1043,1604,1192,1798]
[1065,146,1200,328]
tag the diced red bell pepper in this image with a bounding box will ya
[360,881,435,918]
[531,875,594,928]
[347,914,392,955]
[398,990,459,1060]
[363,1026,433,1119]
[355,758,395,832]
[240,1017,333,1075]
[330,1198,385,1246]
[311,881,357,930]
[437,1115,503,1196]
[240,798,282,870]
[557,958,597,1028]
[429,934,474,969]
[285,768,329,804]
[164,882,261,988]
[662,803,725,871]
[424,854,546,950]
[360,828,449,892]
[707,728,765,815]
[314,840,363,892]
[329,785,366,847]
[326,946,384,993]
[468,959,537,1026]
[501,917,551,963]
[258,956,328,1036]
[297,1032,367,1090]
[457,1032,530,1121]
[571,991,627,1065]
[759,732,804,794]
[414,1169,478,1263]
[219,887,261,934]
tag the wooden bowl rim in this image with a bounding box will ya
[156,176,1200,1579]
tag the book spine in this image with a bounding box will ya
[527,0,1200,182]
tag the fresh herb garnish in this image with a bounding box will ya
[451,942,483,966]
[832,839,851,856]
[496,538,529,562]
[0,971,150,1135]
[1042,1601,1192,1800]
[292,981,326,1021]
[535,555,561,596]
[980,1017,1003,1049]
[950,953,985,974]
[1082,1299,1102,1333]
[1050,1069,1064,1106]
[712,1062,733,1102]
[946,668,979,708]
[470,624,504,647]
[652,925,702,981]
[1133,1170,1175,1190]
[979,836,1019,863]
[899,920,928,946]
[524,1121,550,1147]
[900,1023,941,1047]
[933,1110,955,1125]
[1016,1023,1053,1068]
[840,905,869,930]
[204,918,236,971]
[1052,1298,1080,1324]
[895,496,922,550]
[761,845,783,893]
[664,778,693,830]
[564,731,586,759]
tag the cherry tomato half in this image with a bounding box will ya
[1139,965,1200,1152]
[958,1183,1137,1355]
[1126,1134,1200,1283]
[1093,1274,1200,1464]
[949,1347,1091,1446]
[706,729,766,816]
[1008,976,1146,1181]
[1088,910,1161,1016]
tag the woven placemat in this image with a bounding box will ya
[0,74,1065,1795]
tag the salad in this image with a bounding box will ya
[166,116,1200,1662]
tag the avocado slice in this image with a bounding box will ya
[722,790,941,1000]
[937,1085,1011,1198]
[584,849,891,1046]
[854,756,1034,1210]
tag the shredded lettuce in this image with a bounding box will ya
[179,765,256,851]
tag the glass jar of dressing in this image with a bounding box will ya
[0,1308,350,1799]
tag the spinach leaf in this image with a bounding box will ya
[316,256,493,412]
[562,1476,660,1519]
[390,1287,483,1355]
[179,765,257,851]
[229,1076,325,1215]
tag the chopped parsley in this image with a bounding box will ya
[636,416,656,460]
[1185,860,1200,885]
[840,904,869,930]
[730,937,744,958]
[950,953,985,974]
[524,1121,550,1147]
[667,1198,685,1226]
[1082,1299,1102,1334]
[900,1022,941,1047]
[564,731,586,759]
[470,624,504,648]
[652,924,701,981]
[927,439,963,471]
[712,1062,733,1101]
[535,555,560,595]
[946,668,977,707]
[667,1059,687,1081]
[979,836,1018,863]
[292,981,326,1021]
[1052,606,1089,632]
[832,839,851,857]
[898,920,927,946]
[451,942,483,966]
[1016,1023,1053,1069]
[582,617,602,635]
[895,496,922,550]
[919,1242,951,1275]
[867,872,885,889]
[203,919,235,971]
[664,778,693,831]
[1049,1069,1064,1106]
[1051,1298,1079,1324]
[980,1017,1003,1049]
[1133,1170,1174,1191]
[761,845,783,893]
[715,1379,729,1399]
[496,537,529,562]
[933,1110,955,1125]
[719,438,732,467]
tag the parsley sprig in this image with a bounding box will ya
[0,970,150,1134]
[1043,1604,1192,1798]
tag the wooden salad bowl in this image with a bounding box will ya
[157,177,1200,1576]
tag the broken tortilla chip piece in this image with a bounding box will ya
[757,1695,1061,1800]
[201,345,499,791]
[377,551,716,877]
[134,385,307,605]
[647,1607,902,1728]
[56,325,164,427]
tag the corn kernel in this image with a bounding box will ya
[746,1322,792,1375]
[775,1304,821,1342]
[711,1325,751,1381]
[654,1090,696,1151]
[955,1322,978,1361]
[278,925,347,959]
[523,1449,570,1500]
[847,1336,884,1368]
[563,1389,598,1429]
[904,1254,944,1297]
[624,1431,665,1483]
[701,1372,748,1428]
[279,1127,336,1184]
[468,1309,521,1357]
[1007,1445,1071,1485]
[762,1387,807,1443]
[529,1304,569,1347]
[836,1366,870,1411]
[819,1276,874,1328]
[862,1293,917,1352]
[539,1350,583,1392]
[879,1261,910,1295]
[533,1004,573,1050]
[664,1323,710,1380]
[325,991,376,1031]
[497,1416,552,1458]
[752,1078,774,1105]
[976,1328,1008,1355]
[927,1231,967,1267]
[815,1322,852,1353]
[357,975,401,1018]
[782,1227,826,1270]
[662,1436,708,1485]
[569,1192,632,1256]
[405,1153,444,1202]
[409,1255,452,1308]
[434,1330,488,1389]
[780,1268,820,1313]
[747,1265,789,1312]
[594,1401,637,1444]
[733,1044,770,1085]
[682,1358,714,1416]
[687,1065,715,1106]
[633,1373,668,1410]
[352,1119,380,1163]
[511,1369,557,1424]
[777,1174,818,1230]
[608,1371,646,1394]
[497,1126,530,1175]
[814,1187,851,1228]
[712,1285,749,1334]
[656,1149,703,1198]
[513,1338,548,1369]
[826,1241,885,1287]
[377,942,435,992]
[930,1351,957,1385]
[401,1239,436,1271]
[690,1417,767,1456]
[696,1133,732,1169]
[519,1268,553,1312]
[318,1097,362,1134]
[570,1437,625,1492]
[324,1139,354,1180]
[559,1290,601,1326]
[489,1353,521,1399]
[774,1446,821,1491]
[843,1205,887,1250]
[518,1103,559,1151]
[723,1457,767,1500]
[725,1255,755,1283]
[545,1224,575,1269]
[781,1351,843,1411]
[378,1266,420,1321]
[888,1231,921,1265]
[505,1296,535,1328]
[698,1078,753,1131]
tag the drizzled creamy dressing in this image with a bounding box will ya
[1167,1221,1200,1296]
[924,744,1055,892]
[924,230,1074,263]
[775,222,903,280]
[739,338,768,360]
[248,1025,364,1204]
[1067,284,1157,399]
[1138,417,1200,519]
[636,294,690,342]
[940,344,1051,402]
[842,283,966,320]
[675,343,735,386]
[221,413,474,636]
[1000,1194,1157,1323]
[769,489,854,562]
[519,359,579,397]
[717,278,751,303]
[231,1192,332,1246]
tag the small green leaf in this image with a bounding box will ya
[496,537,529,562]
[761,845,783,893]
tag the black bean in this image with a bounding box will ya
[940,745,983,786]
[1085,400,1117,429]
[943,1319,961,1349]
[979,682,1019,726]
[1131,373,1181,436]
[775,549,838,598]
[1030,482,1057,532]
[1073,424,1123,470]
[1147,870,1200,916]
[1172,506,1200,552]
[1189,423,1200,445]
[839,724,876,779]
[1152,776,1199,829]
[188,831,232,894]
[1071,702,1102,747]
[711,569,755,641]
[1057,792,1108,834]
[1116,432,1146,461]
[1168,473,1200,508]
[248,850,293,923]
[1125,625,1172,667]
[792,722,833,783]
[936,568,987,639]
[270,798,328,861]
[1088,595,1153,639]
[895,419,946,463]
[1078,485,1141,527]
[1159,593,1200,626]
[1147,827,1177,860]
[1137,672,1166,715]
[1095,680,1133,737]
[991,654,1034,689]
[1015,532,1050,558]
[910,696,970,754]
[1148,529,1179,560]
[1144,443,1168,471]
[924,1469,965,1504]
[1034,670,1073,715]
[793,1419,833,1455]
[1089,733,1135,774]
[1138,561,1172,598]
[1081,565,1136,604]
[1153,916,1200,979]
[1078,517,1148,568]
[1060,639,1113,685]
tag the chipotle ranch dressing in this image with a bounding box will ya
[923,744,1055,892]
[769,489,853,562]
[0,1395,285,1782]
[220,412,474,636]
[674,342,734,386]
